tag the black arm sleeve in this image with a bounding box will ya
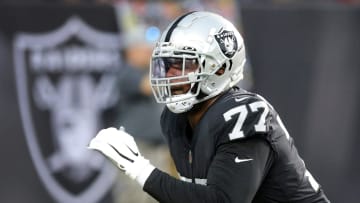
[143,138,273,203]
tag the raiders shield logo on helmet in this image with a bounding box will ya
[214,29,238,58]
[13,17,121,203]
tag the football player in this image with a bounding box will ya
[89,11,330,202]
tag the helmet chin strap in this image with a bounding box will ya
[195,89,208,100]
[166,97,196,113]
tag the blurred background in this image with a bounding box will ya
[0,0,359,203]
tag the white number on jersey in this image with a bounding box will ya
[223,101,269,140]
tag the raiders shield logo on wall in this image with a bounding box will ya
[13,17,121,203]
[214,29,238,58]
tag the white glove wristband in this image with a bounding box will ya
[135,162,156,187]
[123,155,155,187]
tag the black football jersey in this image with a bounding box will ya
[143,88,330,203]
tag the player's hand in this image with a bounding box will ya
[88,127,155,186]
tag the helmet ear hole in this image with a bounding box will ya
[215,64,226,76]
[215,59,233,75]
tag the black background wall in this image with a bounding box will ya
[241,4,360,203]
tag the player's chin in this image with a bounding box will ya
[171,85,191,95]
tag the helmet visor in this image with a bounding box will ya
[150,56,202,103]
[151,57,199,79]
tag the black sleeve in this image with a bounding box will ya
[143,138,273,203]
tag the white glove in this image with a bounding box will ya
[88,127,155,186]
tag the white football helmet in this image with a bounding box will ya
[150,11,246,113]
